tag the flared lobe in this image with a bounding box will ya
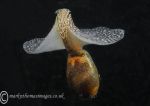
[23,23,65,54]
[69,25,125,46]
[60,9,125,47]
[23,8,125,54]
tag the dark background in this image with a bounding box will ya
[0,0,150,106]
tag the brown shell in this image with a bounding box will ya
[56,9,100,97]
[67,50,100,97]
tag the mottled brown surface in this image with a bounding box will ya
[67,50,100,96]
[1,0,149,105]
[55,9,100,97]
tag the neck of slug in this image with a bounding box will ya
[62,28,84,55]
[56,11,84,55]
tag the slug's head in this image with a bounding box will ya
[55,8,71,26]
[55,8,71,15]
[55,9,82,52]
[55,8,72,39]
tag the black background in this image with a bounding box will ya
[0,0,150,106]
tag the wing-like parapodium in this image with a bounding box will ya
[23,38,44,54]
[23,25,65,54]
[73,27,125,45]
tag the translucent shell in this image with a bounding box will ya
[22,8,125,97]
[67,50,100,97]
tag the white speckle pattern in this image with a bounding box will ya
[73,27,125,45]
[23,38,44,54]
[23,9,125,54]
